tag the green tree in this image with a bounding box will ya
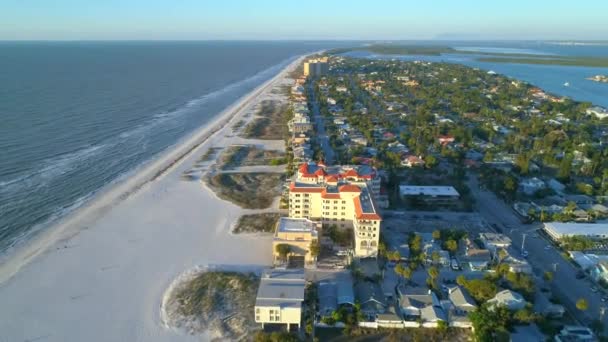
[432,229,442,240]
[445,239,458,254]
[387,250,401,262]
[543,271,553,282]
[425,155,438,168]
[275,244,291,261]
[503,176,517,195]
[576,298,589,311]
[463,279,498,303]
[428,266,440,280]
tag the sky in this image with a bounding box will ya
[1,0,607,41]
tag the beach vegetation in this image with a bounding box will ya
[233,213,281,234]
[163,271,258,339]
[242,100,289,140]
[206,172,283,209]
[217,145,285,170]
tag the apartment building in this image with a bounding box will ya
[288,179,381,258]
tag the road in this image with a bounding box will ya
[467,173,608,328]
[307,82,335,165]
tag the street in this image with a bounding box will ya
[467,173,608,328]
[307,82,335,165]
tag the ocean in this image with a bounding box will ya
[0,41,342,253]
[1,40,607,255]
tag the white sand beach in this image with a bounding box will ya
[0,55,304,342]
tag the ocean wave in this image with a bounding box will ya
[0,144,108,194]
[110,58,290,144]
[0,55,296,255]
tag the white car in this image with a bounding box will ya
[544,246,551,250]
[591,286,599,293]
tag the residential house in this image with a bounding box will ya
[487,289,526,311]
[464,246,491,271]
[255,269,306,330]
[479,233,512,257]
[397,286,437,319]
[519,177,546,196]
[355,281,387,320]
[401,155,425,168]
[444,286,476,327]
[438,135,455,146]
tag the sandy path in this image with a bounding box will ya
[0,55,304,342]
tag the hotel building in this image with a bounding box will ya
[288,163,382,258]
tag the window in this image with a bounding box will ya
[295,194,301,197]
[333,212,337,216]
[342,201,346,204]
[256,315,260,321]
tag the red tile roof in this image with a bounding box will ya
[326,176,338,183]
[338,184,361,193]
[343,169,359,178]
[314,168,327,176]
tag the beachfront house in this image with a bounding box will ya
[272,217,319,267]
[254,269,306,331]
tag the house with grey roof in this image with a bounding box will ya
[254,269,306,330]
[420,305,447,327]
[355,281,387,320]
[317,273,355,318]
[487,289,526,311]
[318,281,337,317]
[448,286,477,315]
[396,285,445,325]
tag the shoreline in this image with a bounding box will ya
[0,54,305,285]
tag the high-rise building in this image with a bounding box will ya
[303,57,329,77]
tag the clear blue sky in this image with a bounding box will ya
[1,0,607,40]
